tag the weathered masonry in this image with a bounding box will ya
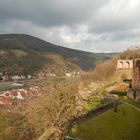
[117,60,133,69]
[117,59,140,101]
[132,59,140,89]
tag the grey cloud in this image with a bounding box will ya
[0,0,107,27]
[0,0,140,52]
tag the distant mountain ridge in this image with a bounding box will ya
[0,34,116,75]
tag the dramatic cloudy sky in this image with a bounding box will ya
[0,0,140,52]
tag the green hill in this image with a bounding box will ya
[0,34,116,75]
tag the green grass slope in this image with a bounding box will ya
[70,104,140,140]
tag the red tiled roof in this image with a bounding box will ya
[11,90,18,96]
[0,97,13,103]
[20,92,28,98]
[0,86,40,105]
[5,93,10,96]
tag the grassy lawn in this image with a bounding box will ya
[125,98,140,109]
[70,104,140,140]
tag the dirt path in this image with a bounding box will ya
[124,102,140,113]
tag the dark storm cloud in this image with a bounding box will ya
[0,0,107,27]
[0,0,140,52]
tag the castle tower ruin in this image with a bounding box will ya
[132,59,140,89]
[117,59,140,101]
[127,59,140,101]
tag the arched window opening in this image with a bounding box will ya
[126,61,130,68]
[119,61,123,69]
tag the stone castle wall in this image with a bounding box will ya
[117,59,140,101]
[132,59,140,89]
[127,89,140,101]
[117,60,133,69]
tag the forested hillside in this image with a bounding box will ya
[0,34,115,75]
